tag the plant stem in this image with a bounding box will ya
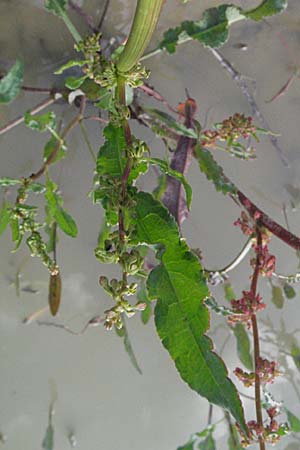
[116,0,165,73]
[0,95,61,136]
[250,228,265,450]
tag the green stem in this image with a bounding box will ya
[116,0,165,73]
[60,11,82,43]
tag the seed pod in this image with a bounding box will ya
[48,271,62,316]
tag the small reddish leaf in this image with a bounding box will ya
[48,272,62,316]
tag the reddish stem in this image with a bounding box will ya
[250,229,266,450]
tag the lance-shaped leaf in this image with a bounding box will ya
[233,324,253,371]
[291,343,300,371]
[96,124,126,177]
[195,144,237,195]
[115,319,142,375]
[159,1,287,53]
[0,203,11,236]
[133,192,247,433]
[145,157,192,210]
[177,440,195,450]
[0,60,24,104]
[143,108,198,138]
[45,178,78,237]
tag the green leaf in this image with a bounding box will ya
[286,409,300,433]
[0,177,20,187]
[27,182,46,194]
[95,88,118,113]
[146,157,192,210]
[177,440,195,450]
[45,178,78,237]
[195,144,237,195]
[291,343,300,371]
[115,320,142,374]
[198,433,216,450]
[0,60,24,104]
[159,1,286,54]
[54,59,87,74]
[10,217,20,242]
[233,324,253,371]
[283,283,296,299]
[44,136,66,163]
[0,203,11,236]
[45,0,67,16]
[65,75,87,90]
[137,285,152,324]
[245,0,287,21]
[271,285,284,308]
[96,124,126,177]
[24,111,56,132]
[145,108,198,138]
[133,192,247,433]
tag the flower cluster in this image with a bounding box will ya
[227,290,266,328]
[200,113,258,158]
[251,244,276,277]
[234,211,256,236]
[256,357,280,384]
[234,367,255,387]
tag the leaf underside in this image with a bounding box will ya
[133,192,247,433]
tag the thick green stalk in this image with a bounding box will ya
[116,0,165,73]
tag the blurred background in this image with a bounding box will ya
[1,1,300,448]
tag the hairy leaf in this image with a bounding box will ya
[0,60,24,104]
[96,124,126,177]
[271,285,284,309]
[195,144,237,194]
[286,409,300,433]
[245,0,288,21]
[145,157,192,210]
[133,192,247,433]
[46,178,78,237]
[159,1,286,53]
[144,108,198,138]
[48,272,61,316]
[24,111,56,132]
[0,203,11,236]
[115,320,142,374]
